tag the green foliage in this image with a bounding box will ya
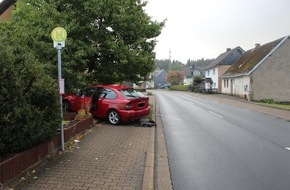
[258,103,290,110]
[259,99,275,104]
[169,60,184,71]
[0,41,60,154]
[191,75,203,92]
[186,58,214,67]
[193,75,203,85]
[155,59,170,71]
[169,85,190,91]
[4,0,164,91]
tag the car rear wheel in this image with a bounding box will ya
[107,110,121,125]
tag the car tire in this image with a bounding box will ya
[63,101,72,112]
[107,110,121,125]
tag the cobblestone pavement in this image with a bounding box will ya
[9,124,152,190]
[1,93,157,190]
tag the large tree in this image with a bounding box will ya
[5,0,164,91]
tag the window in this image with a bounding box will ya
[100,89,117,99]
[120,88,145,99]
[213,69,215,75]
[207,71,210,76]
[244,85,248,92]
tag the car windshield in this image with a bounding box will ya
[120,88,145,99]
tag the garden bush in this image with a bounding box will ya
[0,44,61,154]
[169,85,190,91]
[259,98,275,104]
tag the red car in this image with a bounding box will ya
[63,84,150,125]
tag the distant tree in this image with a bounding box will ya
[155,59,170,71]
[170,60,184,71]
[186,58,214,67]
[166,70,184,85]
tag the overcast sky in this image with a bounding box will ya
[145,0,290,63]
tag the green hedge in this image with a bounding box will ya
[0,45,61,154]
[169,85,190,91]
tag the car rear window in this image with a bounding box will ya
[120,89,145,99]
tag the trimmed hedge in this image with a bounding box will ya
[169,85,190,91]
[0,44,61,154]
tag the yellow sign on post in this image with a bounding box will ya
[51,27,67,42]
[51,26,67,151]
[51,27,67,48]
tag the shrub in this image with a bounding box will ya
[259,99,275,104]
[0,45,61,154]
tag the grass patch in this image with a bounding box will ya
[258,103,290,110]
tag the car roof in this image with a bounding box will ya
[93,84,131,90]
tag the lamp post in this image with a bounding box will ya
[51,27,67,151]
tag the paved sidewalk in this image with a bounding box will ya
[4,97,156,190]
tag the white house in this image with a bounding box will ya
[204,47,244,93]
[221,36,290,102]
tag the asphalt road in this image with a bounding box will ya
[155,90,290,190]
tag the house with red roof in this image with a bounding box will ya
[221,36,290,102]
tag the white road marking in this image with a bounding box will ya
[285,147,290,151]
[209,111,223,118]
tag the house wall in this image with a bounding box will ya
[222,76,250,100]
[205,67,218,90]
[184,77,192,85]
[251,39,290,102]
[217,65,231,93]
[221,78,230,94]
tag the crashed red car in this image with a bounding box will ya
[63,84,150,125]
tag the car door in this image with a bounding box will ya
[73,87,96,111]
[91,88,118,118]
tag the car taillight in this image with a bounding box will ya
[125,102,133,110]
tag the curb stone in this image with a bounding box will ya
[142,126,155,190]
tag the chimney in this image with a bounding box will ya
[255,43,260,48]
[226,48,231,52]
